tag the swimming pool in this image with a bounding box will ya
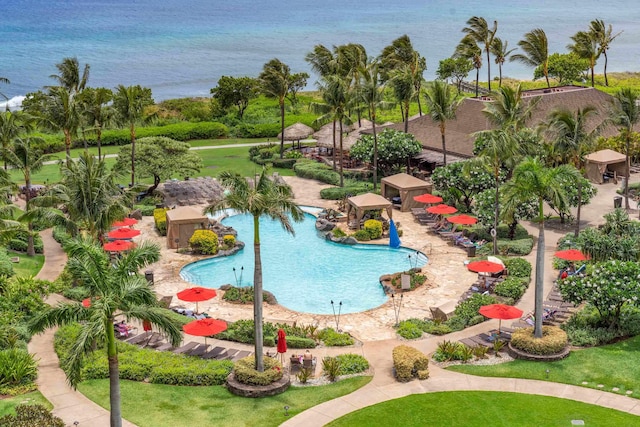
[180,210,428,314]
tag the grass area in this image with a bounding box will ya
[0,391,53,417]
[10,252,45,277]
[78,376,371,427]
[327,391,640,426]
[448,335,640,398]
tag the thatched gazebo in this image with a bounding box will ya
[277,122,314,149]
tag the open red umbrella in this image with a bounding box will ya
[276,328,287,364]
[426,204,458,215]
[446,214,478,225]
[183,318,228,345]
[107,228,141,240]
[177,287,217,313]
[479,304,524,333]
[82,298,91,308]
[112,218,138,227]
[103,240,135,252]
[554,249,588,261]
[467,260,504,274]
[413,193,443,204]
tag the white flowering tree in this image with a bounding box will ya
[559,260,640,328]
[350,129,421,177]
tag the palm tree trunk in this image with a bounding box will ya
[130,122,136,187]
[574,178,582,237]
[279,100,285,159]
[544,65,550,88]
[590,64,595,88]
[493,172,499,255]
[253,216,264,372]
[417,95,423,117]
[474,68,479,97]
[604,51,609,86]
[403,101,409,133]
[107,324,122,427]
[64,129,72,165]
[486,49,492,92]
[339,122,344,188]
[331,120,337,171]
[625,133,631,209]
[440,126,447,166]
[97,126,103,160]
[372,115,378,191]
[534,199,545,339]
[498,64,503,88]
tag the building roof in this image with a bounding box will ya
[166,206,207,223]
[347,193,392,210]
[380,173,430,190]
[584,149,626,164]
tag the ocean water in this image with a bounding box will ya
[2,0,639,103]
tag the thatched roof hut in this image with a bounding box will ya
[277,122,314,148]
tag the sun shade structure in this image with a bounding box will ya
[478,304,524,333]
[112,218,138,227]
[554,249,589,261]
[278,122,314,148]
[103,240,135,252]
[446,214,478,225]
[380,173,432,212]
[584,149,627,184]
[413,193,443,204]
[346,193,393,230]
[177,287,217,313]
[467,260,504,274]
[426,204,458,215]
[165,206,208,249]
[276,328,287,363]
[183,318,228,344]
[107,227,141,240]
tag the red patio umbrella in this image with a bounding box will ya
[446,214,478,225]
[107,228,141,240]
[554,249,588,261]
[103,240,135,252]
[177,287,217,313]
[426,204,458,215]
[479,304,524,333]
[112,218,138,227]
[413,193,443,204]
[82,298,91,308]
[183,318,228,345]
[467,260,504,274]
[276,328,287,364]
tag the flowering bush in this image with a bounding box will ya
[189,229,219,255]
[233,355,283,386]
[223,234,236,246]
[363,219,383,239]
[153,208,169,236]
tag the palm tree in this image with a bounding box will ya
[388,64,416,133]
[41,86,80,163]
[609,88,640,210]
[78,87,114,159]
[568,31,599,87]
[455,35,483,97]
[29,238,181,427]
[503,157,579,338]
[462,16,498,91]
[511,29,550,88]
[306,45,340,79]
[424,80,461,166]
[49,57,90,94]
[0,77,9,109]
[0,110,34,170]
[113,85,154,187]
[337,43,367,125]
[380,35,426,117]
[590,19,622,87]
[4,136,52,255]
[483,84,539,131]
[204,169,303,372]
[490,37,515,87]
[259,59,292,159]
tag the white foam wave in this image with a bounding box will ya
[0,95,25,111]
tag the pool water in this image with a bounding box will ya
[180,212,428,314]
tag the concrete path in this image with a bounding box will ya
[28,229,137,427]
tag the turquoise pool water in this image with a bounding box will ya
[180,211,428,314]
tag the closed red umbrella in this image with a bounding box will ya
[107,228,141,240]
[413,193,443,204]
[467,260,504,274]
[446,214,478,225]
[426,204,458,215]
[177,287,217,313]
[183,318,228,345]
[554,249,588,261]
[276,328,287,364]
[112,218,138,227]
[103,240,135,252]
[479,304,524,333]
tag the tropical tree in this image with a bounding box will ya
[387,64,416,132]
[380,35,426,117]
[306,44,340,79]
[534,53,589,85]
[568,30,599,87]
[609,88,640,209]
[210,76,258,119]
[483,84,539,131]
[49,57,90,94]
[462,16,498,91]
[29,237,181,427]
[204,169,303,372]
[259,59,293,159]
[590,19,622,87]
[286,72,309,110]
[502,157,580,338]
[113,85,154,186]
[41,86,80,163]
[350,129,422,178]
[424,80,461,166]
[490,37,515,87]
[78,87,113,159]
[336,43,367,124]
[511,28,550,87]
[454,35,483,97]
[436,57,473,95]
[0,110,34,170]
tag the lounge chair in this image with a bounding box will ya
[202,346,226,359]
[218,348,240,360]
[173,341,200,354]
[186,344,210,357]
[231,350,252,361]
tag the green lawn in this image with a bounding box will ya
[10,252,45,278]
[78,376,371,427]
[327,391,640,426]
[448,335,640,398]
[0,391,53,417]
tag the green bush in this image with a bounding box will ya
[62,286,90,301]
[235,123,281,138]
[396,320,424,339]
[494,277,527,301]
[392,345,429,382]
[149,363,232,386]
[223,234,236,246]
[95,122,228,146]
[322,356,342,382]
[0,348,38,386]
[352,229,371,241]
[454,294,497,326]
[293,160,341,185]
[487,238,534,256]
[271,158,298,169]
[432,340,474,363]
[335,354,369,375]
[134,204,156,216]
[7,231,43,254]
[363,219,383,239]
[189,229,219,255]
[233,355,283,386]
[502,257,532,278]
[51,226,72,245]
[562,306,640,346]
[320,182,374,200]
[332,227,347,238]
[318,328,354,346]
[471,223,530,241]
[511,326,568,355]
[0,404,65,427]
[285,336,317,349]
[153,208,169,236]
[0,250,14,277]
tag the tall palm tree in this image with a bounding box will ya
[78,87,114,159]
[455,35,483,97]
[204,169,303,372]
[462,16,498,91]
[0,110,34,170]
[41,86,80,163]
[490,37,515,88]
[337,43,367,125]
[590,19,622,87]
[511,28,550,88]
[568,31,599,87]
[503,158,579,338]
[49,57,90,94]
[306,45,341,79]
[259,59,292,159]
[4,136,52,255]
[29,238,181,427]
[483,84,539,131]
[113,85,154,186]
[388,64,416,133]
[424,80,461,166]
[609,88,640,210]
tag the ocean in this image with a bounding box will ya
[2,0,639,104]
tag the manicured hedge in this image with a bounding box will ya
[511,326,568,355]
[392,345,429,382]
[189,229,219,255]
[153,208,169,236]
[88,122,228,146]
[293,160,340,185]
[233,356,283,386]
[319,182,374,200]
[7,231,43,254]
[494,277,528,301]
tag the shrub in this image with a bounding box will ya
[223,234,236,246]
[318,328,354,346]
[51,226,72,245]
[284,150,303,159]
[0,404,65,427]
[271,158,298,169]
[7,231,44,254]
[352,229,371,241]
[319,182,374,200]
[0,250,14,277]
[293,160,340,185]
[322,356,342,382]
[363,219,383,239]
[233,355,283,386]
[392,345,429,382]
[296,366,313,384]
[96,122,228,145]
[454,293,497,326]
[153,208,169,235]
[0,348,38,386]
[286,336,317,349]
[396,320,424,340]
[149,363,231,386]
[432,340,474,363]
[335,354,369,375]
[189,229,219,255]
[510,326,568,355]
[494,277,527,301]
[332,227,346,238]
[502,257,532,278]
[62,286,90,301]
[134,204,156,216]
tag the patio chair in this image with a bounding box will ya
[202,346,226,359]
[173,341,200,354]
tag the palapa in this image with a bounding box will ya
[277,122,314,147]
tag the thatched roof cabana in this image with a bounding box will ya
[278,122,314,148]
